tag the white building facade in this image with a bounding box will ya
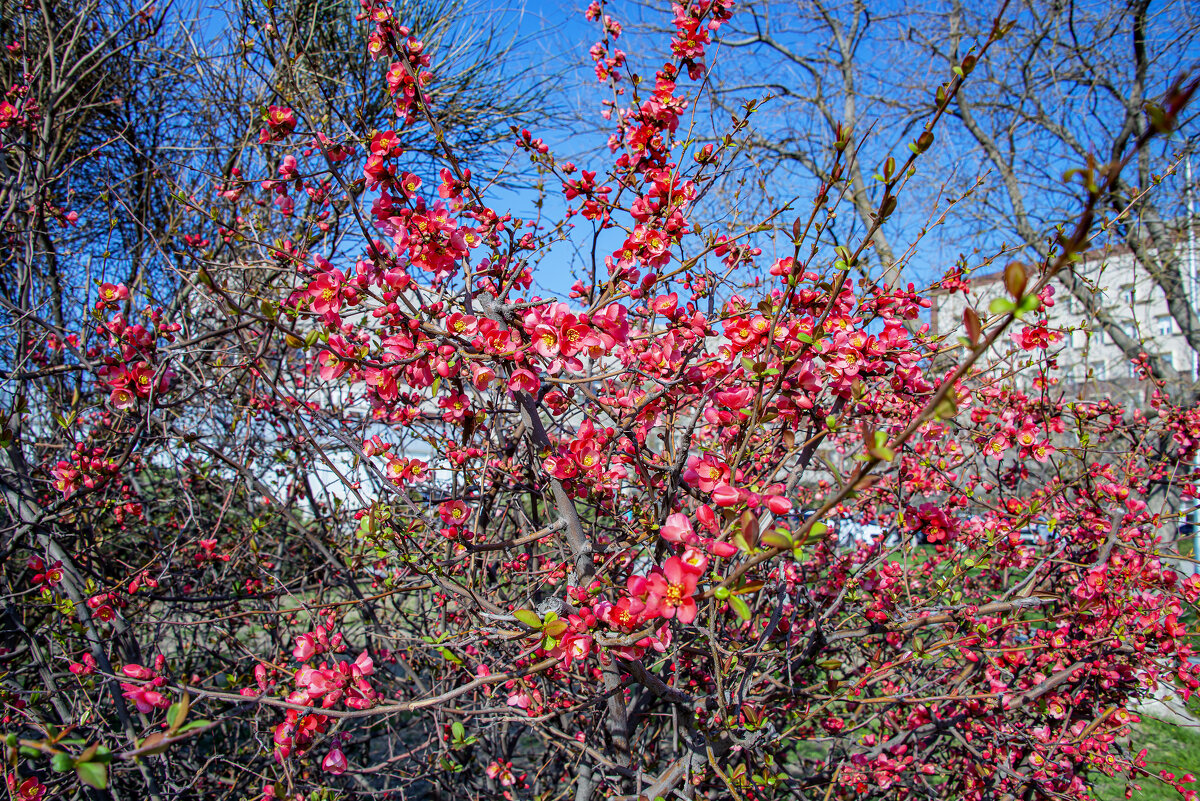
[930,238,1199,396]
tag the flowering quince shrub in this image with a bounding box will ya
[2,0,1200,799]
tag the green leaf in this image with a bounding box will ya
[175,720,211,734]
[934,398,958,420]
[867,432,895,461]
[438,647,462,665]
[870,445,896,462]
[739,510,760,551]
[77,760,107,789]
[512,609,542,629]
[761,531,793,549]
[1004,262,1028,298]
[134,733,169,756]
[728,595,752,621]
[167,692,190,733]
[988,297,1016,315]
[1016,294,1041,316]
[451,721,466,741]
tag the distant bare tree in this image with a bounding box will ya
[711,0,1200,386]
[712,0,923,287]
[0,5,547,792]
[924,0,1200,385]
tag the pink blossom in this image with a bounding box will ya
[508,368,540,394]
[660,512,697,544]
[711,483,740,508]
[644,557,699,624]
[439,500,470,525]
[121,663,155,680]
[121,683,171,713]
[293,634,318,662]
[321,748,348,775]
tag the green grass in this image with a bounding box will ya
[1091,716,1200,800]
[773,715,1200,800]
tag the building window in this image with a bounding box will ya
[1122,284,1136,306]
[1091,361,1107,380]
[1072,329,1087,349]
[1062,294,1075,313]
[1157,315,1174,336]
[1128,360,1138,378]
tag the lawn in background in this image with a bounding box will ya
[1091,715,1200,800]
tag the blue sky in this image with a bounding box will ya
[451,0,1190,306]
[168,0,1200,306]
